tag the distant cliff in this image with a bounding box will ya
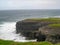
[16,18,60,43]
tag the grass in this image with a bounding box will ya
[26,18,60,28]
[25,18,60,22]
[0,39,53,45]
[48,24,60,28]
[0,39,60,45]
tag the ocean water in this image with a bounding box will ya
[0,9,60,42]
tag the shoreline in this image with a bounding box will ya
[0,17,60,42]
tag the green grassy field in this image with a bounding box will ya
[0,39,60,45]
[48,24,60,28]
[25,18,60,22]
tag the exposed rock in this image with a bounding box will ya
[39,26,60,43]
[16,18,60,43]
[16,19,52,33]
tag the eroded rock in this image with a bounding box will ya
[16,18,60,43]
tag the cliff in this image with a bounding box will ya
[16,18,60,43]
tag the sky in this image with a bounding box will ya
[0,0,60,10]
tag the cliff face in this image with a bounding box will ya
[16,21,39,33]
[16,18,60,43]
[16,19,53,40]
[16,20,51,34]
[39,26,60,43]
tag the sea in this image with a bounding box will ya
[0,9,60,42]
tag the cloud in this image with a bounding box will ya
[0,0,60,10]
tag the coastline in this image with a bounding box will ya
[16,18,60,43]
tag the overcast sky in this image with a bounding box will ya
[0,0,60,10]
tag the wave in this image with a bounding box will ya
[0,22,36,42]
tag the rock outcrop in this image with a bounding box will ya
[16,18,60,43]
[16,19,52,33]
[39,26,60,43]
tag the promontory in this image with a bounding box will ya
[16,18,60,43]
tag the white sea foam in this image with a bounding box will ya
[0,22,36,42]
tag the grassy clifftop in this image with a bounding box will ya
[48,24,60,28]
[24,18,60,22]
